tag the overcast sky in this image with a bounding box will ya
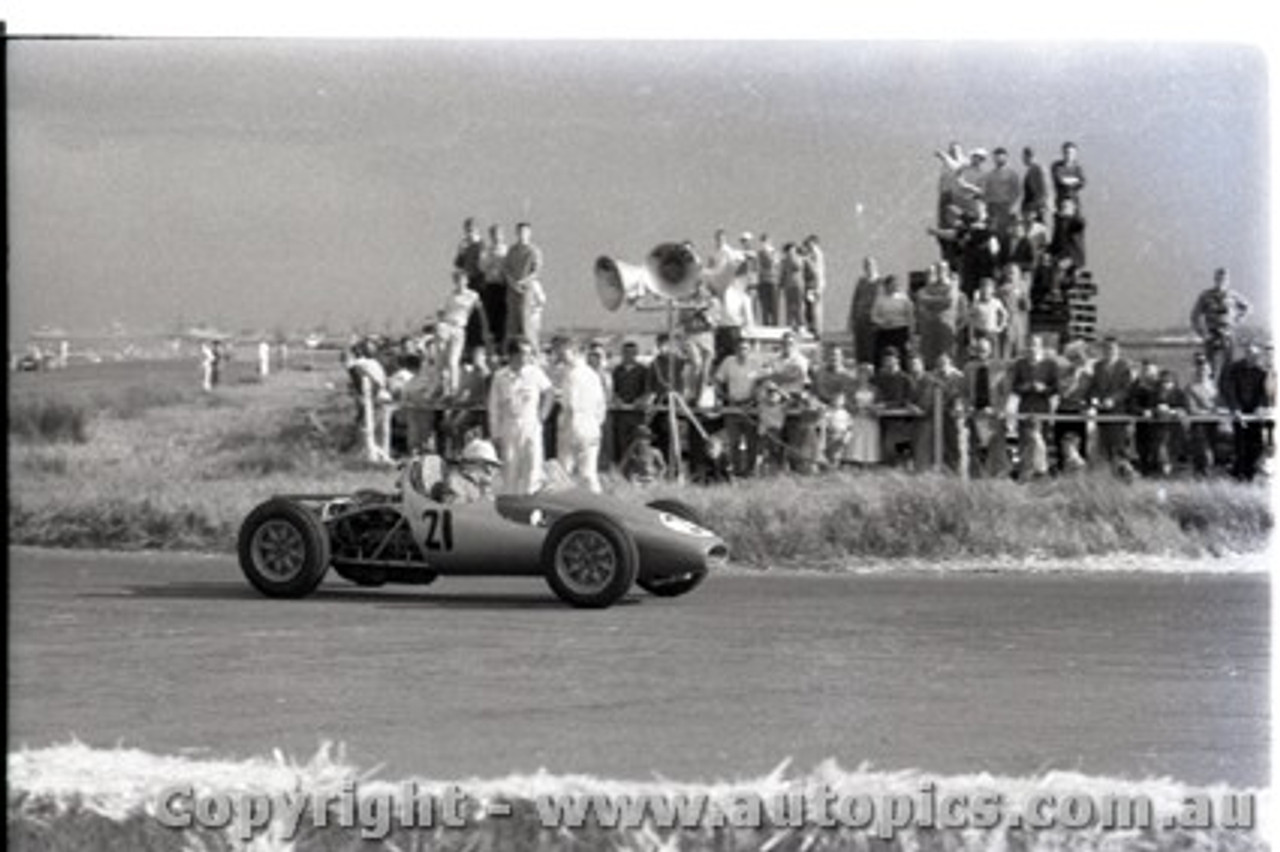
[8,38,1270,338]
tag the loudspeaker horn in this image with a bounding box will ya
[645,242,701,301]
[594,256,654,312]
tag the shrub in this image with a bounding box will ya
[8,397,90,444]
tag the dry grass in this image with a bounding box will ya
[7,360,1273,563]
[624,471,1272,565]
[7,743,1269,851]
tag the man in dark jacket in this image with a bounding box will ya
[1220,341,1274,481]
[1011,334,1059,478]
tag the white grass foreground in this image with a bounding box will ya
[7,742,1271,851]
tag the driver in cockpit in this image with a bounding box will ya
[430,438,503,504]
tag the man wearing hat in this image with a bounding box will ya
[620,424,667,484]
[430,438,503,504]
[956,147,989,219]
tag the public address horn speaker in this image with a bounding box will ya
[594,242,702,311]
[645,242,701,301]
[594,257,652,312]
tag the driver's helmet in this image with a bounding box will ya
[459,439,502,468]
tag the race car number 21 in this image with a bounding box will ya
[420,509,454,552]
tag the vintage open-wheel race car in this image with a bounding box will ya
[237,457,728,608]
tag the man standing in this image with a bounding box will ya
[779,243,807,332]
[812,343,854,405]
[453,217,487,356]
[1021,147,1049,223]
[935,140,967,225]
[556,339,609,493]
[1050,141,1086,210]
[915,263,968,369]
[963,337,1009,477]
[1010,334,1060,479]
[611,338,652,465]
[848,257,881,366]
[957,148,989,218]
[983,147,1022,245]
[706,229,753,365]
[503,222,547,352]
[768,330,812,468]
[870,274,915,369]
[1220,341,1273,482]
[755,233,780,327]
[1088,336,1136,469]
[801,235,827,338]
[738,231,760,320]
[200,341,216,392]
[487,337,554,495]
[479,224,509,355]
[1190,267,1252,377]
[714,336,760,477]
[872,347,916,465]
[648,332,687,467]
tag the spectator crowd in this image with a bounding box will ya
[339,144,1273,494]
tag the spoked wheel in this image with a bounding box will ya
[542,512,638,608]
[238,499,330,598]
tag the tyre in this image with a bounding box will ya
[542,511,639,608]
[238,499,331,598]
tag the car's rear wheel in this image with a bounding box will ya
[238,499,330,598]
[542,512,638,608]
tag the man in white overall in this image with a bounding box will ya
[555,339,609,493]
[487,337,554,494]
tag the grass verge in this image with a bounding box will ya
[8,362,1272,565]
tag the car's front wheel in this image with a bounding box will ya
[542,511,638,608]
[238,499,330,598]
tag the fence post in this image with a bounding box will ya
[933,384,943,472]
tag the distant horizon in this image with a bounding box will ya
[9,39,1271,343]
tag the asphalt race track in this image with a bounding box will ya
[8,548,1269,787]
